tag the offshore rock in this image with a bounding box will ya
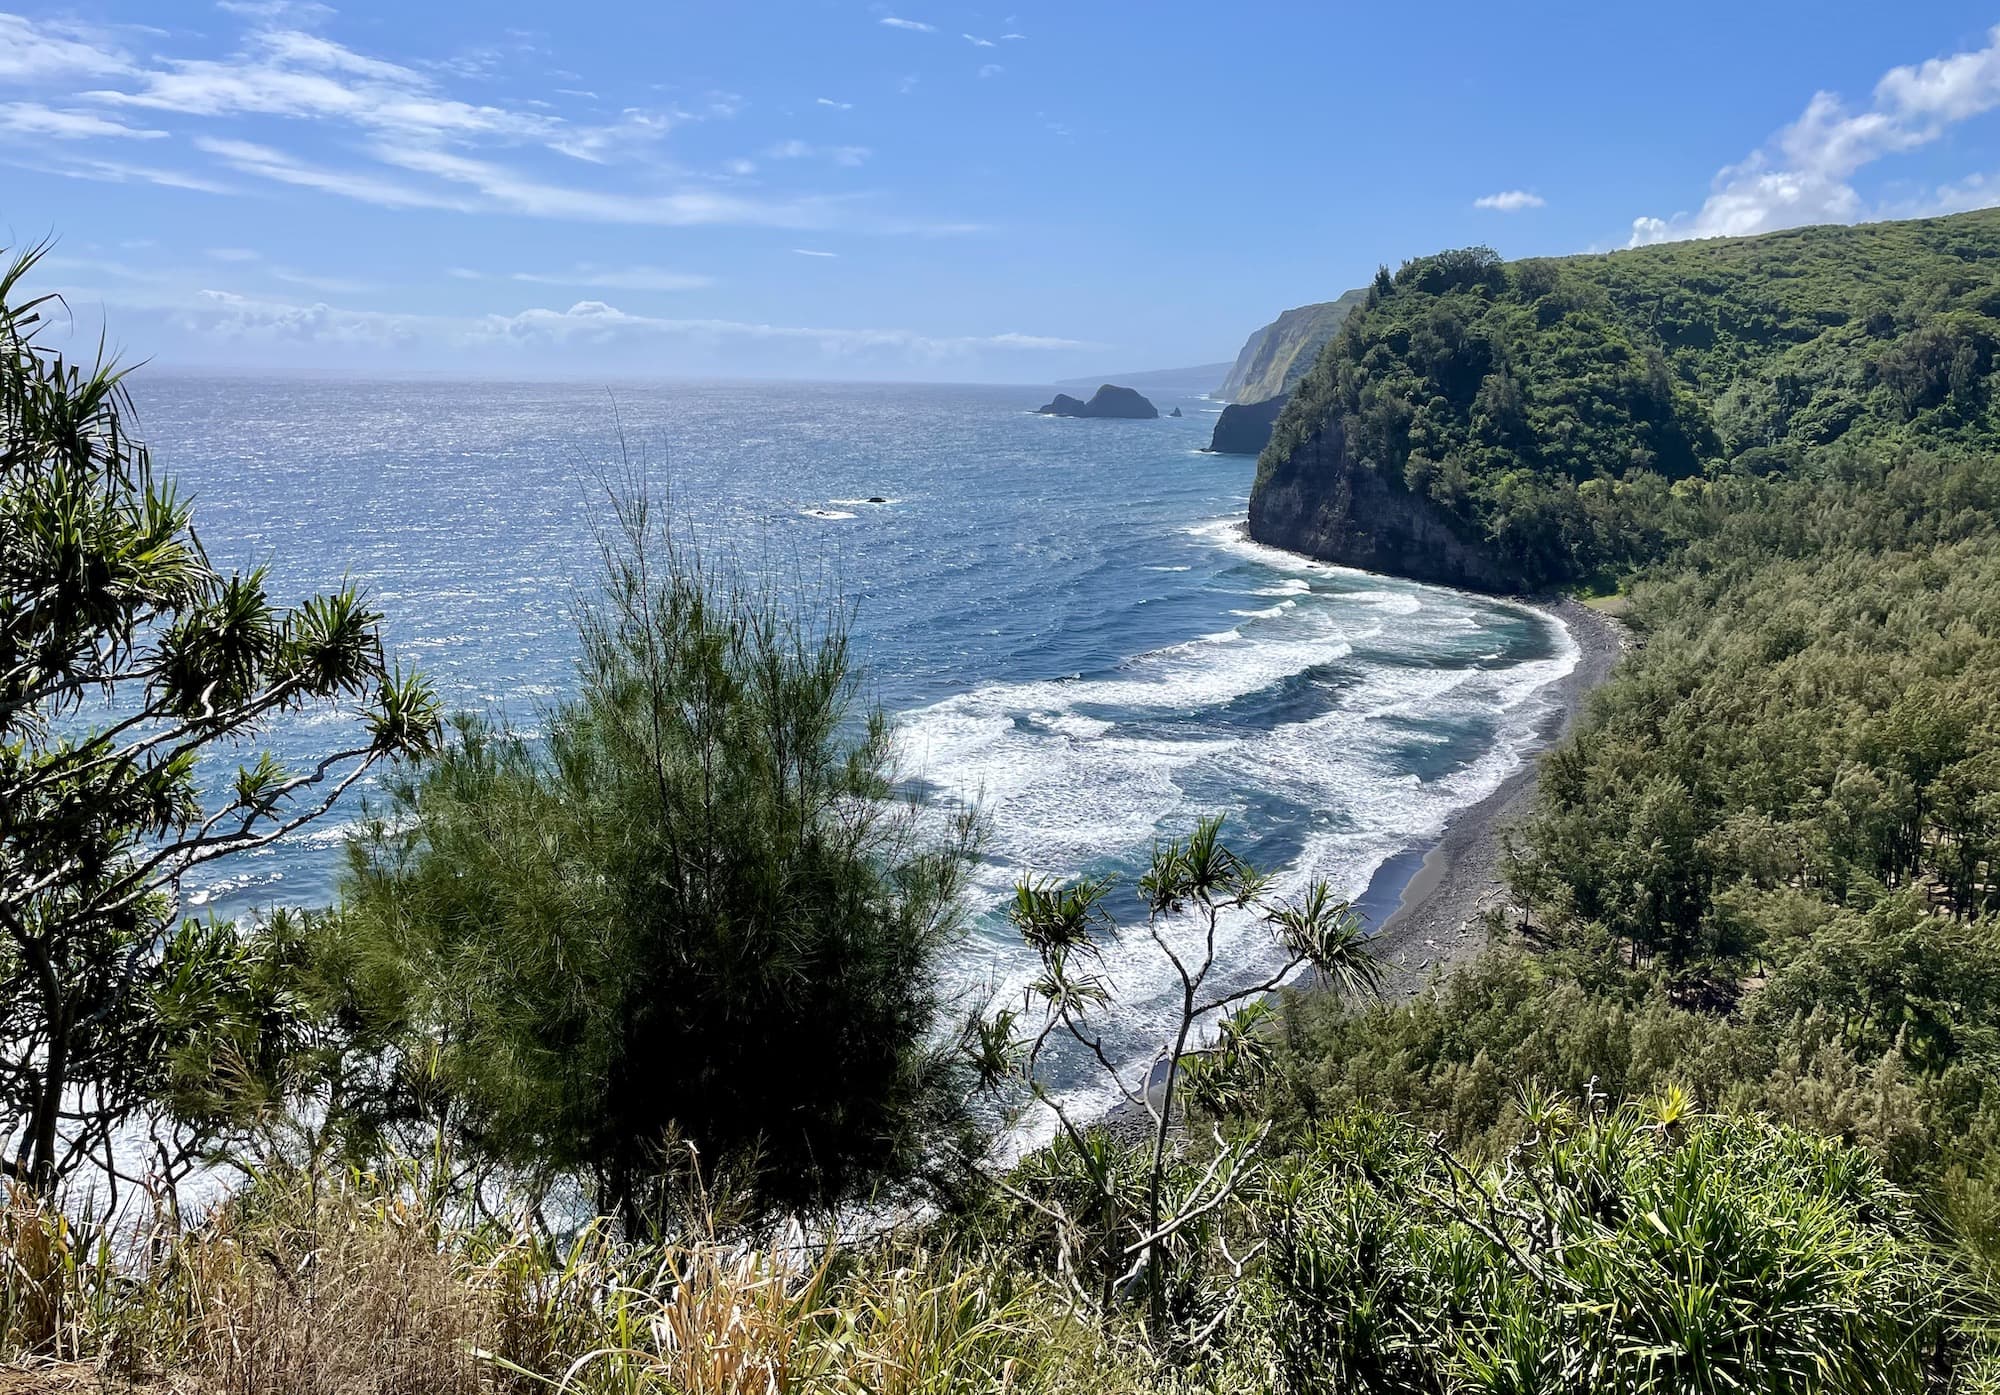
[1036,384,1159,419]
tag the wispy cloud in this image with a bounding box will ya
[1631,24,2000,245]
[978,64,1004,79]
[158,287,1096,360]
[32,154,235,194]
[963,33,995,47]
[792,248,838,257]
[0,10,972,241]
[0,101,163,140]
[879,17,936,32]
[764,138,870,167]
[0,14,131,81]
[451,263,714,291]
[196,136,471,210]
[1473,189,1544,212]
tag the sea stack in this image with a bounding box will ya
[1036,384,1160,419]
[1206,394,1289,454]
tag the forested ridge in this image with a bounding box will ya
[1257,209,2000,589]
[1247,210,2000,1361]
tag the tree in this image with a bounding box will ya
[0,245,439,1191]
[980,816,1380,1338]
[332,488,982,1230]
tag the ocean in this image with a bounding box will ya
[135,375,1575,1097]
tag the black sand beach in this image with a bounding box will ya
[1355,597,1628,998]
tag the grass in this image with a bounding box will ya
[0,1166,1164,1395]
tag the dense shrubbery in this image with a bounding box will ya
[1263,209,2000,588]
[318,493,985,1229]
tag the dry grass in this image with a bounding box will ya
[0,1169,1163,1395]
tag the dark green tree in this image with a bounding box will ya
[0,245,439,1191]
[333,489,982,1229]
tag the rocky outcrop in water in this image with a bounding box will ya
[1036,384,1159,419]
[1206,394,1288,455]
[1248,413,1514,592]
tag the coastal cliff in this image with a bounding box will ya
[1214,289,1365,403]
[1206,393,1288,455]
[1248,214,2000,594]
[1248,412,1516,590]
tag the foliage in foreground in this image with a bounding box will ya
[0,1160,1163,1395]
[1236,1100,1964,1394]
[0,243,439,1195]
[980,815,1379,1328]
[4,1096,1980,1394]
[317,491,983,1228]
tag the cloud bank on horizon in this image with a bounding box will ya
[0,4,1996,377]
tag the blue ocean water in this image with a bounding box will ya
[133,376,1574,1086]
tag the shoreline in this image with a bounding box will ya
[1111,595,1628,1132]
[1352,596,1628,998]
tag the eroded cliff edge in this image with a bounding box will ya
[1247,413,1515,591]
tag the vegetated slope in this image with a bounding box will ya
[1215,288,1367,402]
[1251,210,2000,591]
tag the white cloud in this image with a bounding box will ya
[1632,24,2000,245]
[454,263,714,292]
[1473,189,1544,212]
[32,154,235,195]
[161,287,1094,360]
[963,33,995,47]
[196,136,471,209]
[816,96,852,110]
[0,102,163,140]
[879,17,936,32]
[215,2,335,22]
[1001,32,1026,40]
[269,266,378,294]
[978,64,1003,79]
[792,248,838,257]
[469,301,1096,357]
[0,14,131,81]
[764,139,870,167]
[371,141,847,225]
[0,9,976,246]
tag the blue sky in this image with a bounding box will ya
[4,1,2000,380]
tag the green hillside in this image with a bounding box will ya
[1214,288,1366,402]
[1253,210,2000,589]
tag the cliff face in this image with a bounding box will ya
[1206,394,1288,454]
[1248,414,1516,592]
[1215,289,1366,403]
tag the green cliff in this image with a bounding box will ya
[1250,210,2000,591]
[1214,288,1367,403]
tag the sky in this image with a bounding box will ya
[4,1,2000,381]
